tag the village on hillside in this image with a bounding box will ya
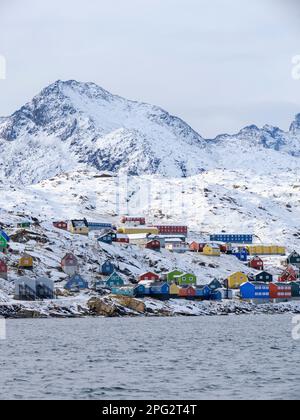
[1,214,300,313]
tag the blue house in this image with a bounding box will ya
[0,230,10,242]
[233,248,248,262]
[97,231,117,245]
[111,286,135,297]
[211,290,222,301]
[240,282,270,300]
[65,274,89,291]
[209,279,223,291]
[150,282,170,298]
[195,285,212,300]
[88,222,113,231]
[101,260,115,276]
[106,271,124,288]
[134,284,147,297]
[210,234,253,244]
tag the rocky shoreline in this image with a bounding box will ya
[1,294,300,319]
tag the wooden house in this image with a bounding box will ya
[145,240,161,251]
[0,235,7,252]
[250,271,273,284]
[154,225,188,237]
[18,254,33,270]
[210,234,253,244]
[290,282,300,298]
[61,253,79,276]
[240,282,270,300]
[65,274,88,291]
[88,222,113,231]
[173,273,197,286]
[139,272,160,282]
[118,227,159,235]
[233,248,248,262]
[178,285,196,299]
[106,272,125,288]
[169,283,180,297]
[249,256,264,271]
[68,219,89,235]
[226,272,248,289]
[269,283,292,300]
[150,282,170,299]
[195,285,212,300]
[101,260,115,276]
[97,231,116,245]
[286,251,300,267]
[0,259,8,280]
[17,221,31,229]
[211,290,222,301]
[121,216,146,225]
[53,221,68,231]
[166,270,183,283]
[134,284,147,297]
[111,286,135,297]
[0,230,9,242]
[189,242,205,253]
[209,279,223,291]
[115,234,130,244]
[203,244,221,257]
[278,266,298,283]
[165,242,189,253]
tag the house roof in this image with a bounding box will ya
[71,219,88,228]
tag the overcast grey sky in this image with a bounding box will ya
[0,0,299,137]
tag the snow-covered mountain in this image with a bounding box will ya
[0,79,299,185]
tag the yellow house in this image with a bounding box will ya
[203,244,221,257]
[277,246,286,256]
[18,254,33,269]
[117,227,159,235]
[169,283,180,297]
[68,219,89,236]
[227,272,248,289]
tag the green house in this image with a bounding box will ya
[106,271,125,288]
[174,273,197,286]
[166,270,183,283]
[17,222,31,229]
[0,235,7,251]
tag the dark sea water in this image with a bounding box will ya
[0,315,299,400]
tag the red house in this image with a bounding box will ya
[139,272,160,282]
[61,253,79,276]
[178,285,196,298]
[249,256,264,271]
[278,266,298,283]
[0,259,7,280]
[145,240,161,251]
[115,234,130,244]
[269,283,292,300]
[189,242,206,252]
[155,225,188,236]
[53,221,68,231]
[121,216,146,225]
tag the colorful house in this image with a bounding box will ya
[166,270,183,283]
[68,219,89,235]
[18,254,33,270]
[251,271,273,284]
[290,282,300,298]
[88,222,113,231]
[203,244,221,257]
[169,283,180,297]
[155,225,188,236]
[165,242,189,253]
[97,231,116,245]
[0,230,9,242]
[17,221,31,229]
[65,274,88,291]
[233,248,248,262]
[249,256,264,271]
[210,234,253,244]
[145,240,161,251]
[189,242,205,253]
[269,283,292,300]
[286,251,300,267]
[121,216,146,225]
[115,234,130,244]
[0,235,7,252]
[195,285,212,300]
[61,253,79,276]
[209,279,223,291]
[53,221,68,230]
[111,286,135,297]
[0,259,8,280]
[150,282,170,298]
[139,272,160,282]
[178,285,196,299]
[278,266,298,283]
[118,227,159,235]
[240,282,270,300]
[227,272,248,289]
[106,272,125,288]
[101,260,115,276]
[211,290,222,301]
[134,284,147,297]
[173,273,197,286]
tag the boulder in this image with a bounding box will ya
[113,296,146,314]
[87,297,119,317]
